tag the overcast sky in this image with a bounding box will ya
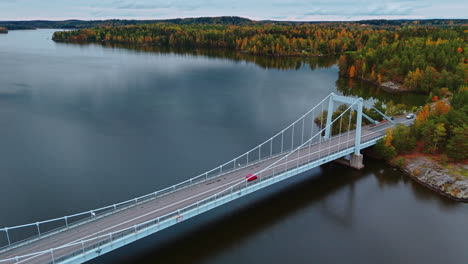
[0,0,466,21]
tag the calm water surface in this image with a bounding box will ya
[0,29,466,264]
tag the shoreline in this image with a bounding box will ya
[52,38,340,58]
[364,149,468,202]
[404,169,468,202]
[339,74,430,95]
[398,156,468,202]
[340,74,416,94]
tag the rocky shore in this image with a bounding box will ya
[0,27,8,34]
[341,75,409,93]
[359,79,408,93]
[397,156,468,201]
[362,148,468,202]
[379,81,407,93]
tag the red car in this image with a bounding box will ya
[246,174,258,182]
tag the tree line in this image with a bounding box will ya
[53,23,372,57]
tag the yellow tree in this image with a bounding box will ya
[341,43,348,52]
[377,73,382,83]
[404,68,424,90]
[416,105,430,126]
[349,65,356,78]
[385,128,393,147]
[432,100,451,117]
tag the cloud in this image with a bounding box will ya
[269,16,288,20]
[298,1,429,17]
[116,3,161,9]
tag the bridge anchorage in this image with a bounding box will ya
[0,93,401,264]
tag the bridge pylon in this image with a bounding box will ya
[324,93,364,152]
[323,93,365,169]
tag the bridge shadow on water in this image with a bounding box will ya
[92,162,372,264]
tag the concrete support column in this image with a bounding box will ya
[324,94,335,139]
[354,99,363,155]
[350,153,364,170]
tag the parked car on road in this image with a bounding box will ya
[406,113,415,119]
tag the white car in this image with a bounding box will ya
[406,113,415,119]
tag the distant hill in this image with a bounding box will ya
[354,19,468,26]
[0,17,254,30]
[1,16,466,30]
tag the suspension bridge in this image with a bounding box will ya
[0,93,413,264]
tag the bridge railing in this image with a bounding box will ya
[0,101,399,264]
[0,94,336,252]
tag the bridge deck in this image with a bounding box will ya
[0,118,410,264]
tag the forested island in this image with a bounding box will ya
[0,27,7,33]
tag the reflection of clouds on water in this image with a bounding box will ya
[0,83,31,96]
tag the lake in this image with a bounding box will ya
[0,29,466,264]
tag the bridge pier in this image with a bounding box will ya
[350,154,364,170]
[334,154,365,169]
